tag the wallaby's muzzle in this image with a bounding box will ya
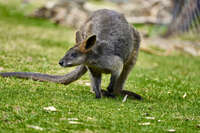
[59,60,64,66]
[59,59,73,67]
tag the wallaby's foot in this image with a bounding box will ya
[95,92,102,99]
[95,94,101,99]
[121,90,143,100]
[101,90,116,98]
[94,90,102,99]
[101,90,142,100]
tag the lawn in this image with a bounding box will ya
[0,1,200,133]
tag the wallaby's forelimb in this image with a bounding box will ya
[88,67,102,98]
[0,65,87,85]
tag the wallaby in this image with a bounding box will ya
[0,9,142,100]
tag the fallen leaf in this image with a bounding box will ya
[0,67,4,71]
[168,129,176,132]
[60,118,67,121]
[68,121,81,124]
[27,125,43,131]
[27,57,32,62]
[145,117,155,120]
[68,118,78,121]
[68,118,81,124]
[183,93,187,98]
[139,122,151,126]
[85,82,90,86]
[77,80,90,86]
[68,111,73,114]
[87,117,96,121]
[122,94,128,103]
[43,106,57,111]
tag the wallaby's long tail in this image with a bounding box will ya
[0,65,87,85]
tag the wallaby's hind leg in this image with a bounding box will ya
[105,53,137,96]
[88,68,102,98]
[114,61,135,94]
[104,60,142,100]
[114,50,142,100]
[115,62,142,100]
[105,57,124,98]
[105,72,122,98]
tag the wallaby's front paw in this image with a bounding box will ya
[95,95,101,99]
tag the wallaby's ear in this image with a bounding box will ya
[85,35,96,50]
[75,31,82,44]
[79,35,96,53]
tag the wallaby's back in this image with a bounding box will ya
[80,9,135,62]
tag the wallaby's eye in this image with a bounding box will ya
[71,53,78,57]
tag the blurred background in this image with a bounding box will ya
[1,0,200,56]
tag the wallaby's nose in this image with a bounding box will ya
[59,60,64,66]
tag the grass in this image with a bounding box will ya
[0,1,200,133]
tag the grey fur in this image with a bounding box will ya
[59,9,141,99]
[0,9,142,100]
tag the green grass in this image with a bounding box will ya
[0,2,200,133]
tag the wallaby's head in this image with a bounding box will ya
[59,31,96,67]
